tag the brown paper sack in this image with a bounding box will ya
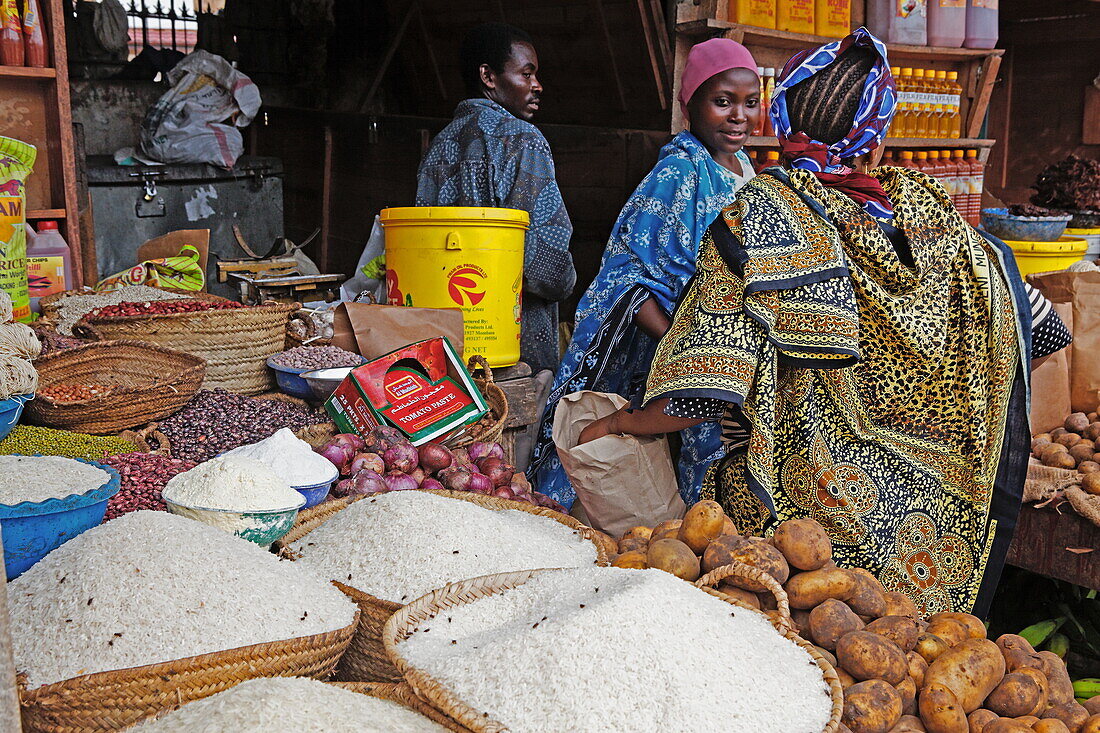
[330,302,464,359]
[1029,301,1073,433]
[1029,270,1100,412]
[553,391,686,537]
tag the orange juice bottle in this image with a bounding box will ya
[762,68,776,136]
[729,0,777,28]
[932,70,948,138]
[814,0,850,38]
[777,0,815,34]
[945,71,962,139]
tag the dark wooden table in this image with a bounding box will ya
[1006,504,1100,591]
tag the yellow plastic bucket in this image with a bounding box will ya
[1005,236,1088,277]
[381,206,528,368]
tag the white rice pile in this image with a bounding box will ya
[0,455,111,504]
[162,454,303,511]
[130,677,446,732]
[54,286,185,335]
[10,511,357,688]
[288,491,597,603]
[399,567,833,733]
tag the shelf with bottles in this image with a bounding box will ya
[746,136,995,149]
[0,64,54,78]
[26,208,65,220]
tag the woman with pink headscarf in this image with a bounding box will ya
[531,39,761,508]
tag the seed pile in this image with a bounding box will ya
[38,382,111,401]
[53,286,185,336]
[130,677,447,732]
[288,491,597,603]
[0,425,136,461]
[86,299,244,320]
[10,511,357,688]
[400,567,832,733]
[271,345,361,370]
[159,389,325,463]
[101,452,196,521]
[0,455,111,505]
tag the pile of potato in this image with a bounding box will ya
[1034,413,1100,486]
[591,503,1100,733]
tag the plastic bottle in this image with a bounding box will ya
[928,150,944,189]
[911,69,929,137]
[777,0,815,34]
[814,0,850,38]
[939,149,959,213]
[764,150,781,170]
[25,221,72,312]
[0,0,24,66]
[915,150,931,177]
[927,0,966,47]
[753,67,766,136]
[950,149,966,212]
[730,0,778,27]
[897,150,921,171]
[896,68,914,136]
[964,0,998,49]
[866,0,928,46]
[932,70,948,138]
[945,71,962,139]
[965,149,984,225]
[762,68,776,137]
[22,0,46,68]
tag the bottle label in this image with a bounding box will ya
[939,0,964,6]
[897,0,926,18]
[22,3,36,33]
[968,174,983,195]
[27,255,66,297]
[973,0,996,7]
[943,174,957,197]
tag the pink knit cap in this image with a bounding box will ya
[677,38,759,117]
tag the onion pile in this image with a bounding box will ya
[316,430,566,512]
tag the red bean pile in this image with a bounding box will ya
[86,299,244,320]
[159,388,326,463]
[101,452,196,521]
[39,383,111,401]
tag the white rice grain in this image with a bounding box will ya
[399,567,833,733]
[0,455,111,504]
[288,491,597,603]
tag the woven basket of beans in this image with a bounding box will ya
[38,288,230,323]
[274,490,608,685]
[24,341,206,435]
[72,300,299,396]
[447,356,508,449]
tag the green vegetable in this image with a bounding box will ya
[1019,618,1062,647]
[0,425,136,462]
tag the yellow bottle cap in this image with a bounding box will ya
[890,66,900,75]
[953,150,964,158]
[901,67,913,76]
[929,151,940,159]
[766,150,780,160]
[913,69,925,78]
[947,71,959,80]
[966,149,978,158]
[901,151,914,160]
[936,70,947,80]
[941,150,952,157]
[916,151,928,160]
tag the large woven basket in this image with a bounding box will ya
[24,341,206,435]
[331,681,474,732]
[447,356,508,449]
[39,288,229,324]
[381,565,844,733]
[275,489,608,684]
[18,611,360,733]
[72,301,299,395]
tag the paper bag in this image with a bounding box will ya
[1030,301,1073,432]
[1030,270,1100,412]
[553,391,685,537]
[330,302,464,359]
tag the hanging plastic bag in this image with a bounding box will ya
[339,214,386,303]
[96,245,205,292]
[138,50,261,168]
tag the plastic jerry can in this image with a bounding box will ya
[866,0,928,46]
[729,0,777,28]
[814,0,850,38]
[25,220,72,313]
[964,0,998,49]
[927,0,965,47]
[777,0,815,34]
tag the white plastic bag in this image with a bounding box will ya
[139,50,261,168]
[339,215,387,303]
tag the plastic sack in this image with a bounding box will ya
[96,244,205,292]
[0,136,36,323]
[339,214,386,303]
[139,50,261,168]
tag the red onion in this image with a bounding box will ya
[332,478,357,498]
[363,425,405,453]
[383,442,419,473]
[451,447,474,468]
[420,477,444,491]
[409,467,426,485]
[319,443,354,474]
[492,486,515,500]
[534,492,567,513]
[384,470,419,491]
[476,457,514,488]
[467,441,504,462]
[350,452,385,475]
[417,442,453,473]
[511,472,531,491]
[467,472,493,494]
[440,466,472,492]
[351,469,388,495]
[332,433,365,451]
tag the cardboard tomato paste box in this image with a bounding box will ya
[324,337,488,445]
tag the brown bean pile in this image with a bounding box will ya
[271,345,361,370]
[86,299,243,319]
[38,383,111,401]
[101,452,196,521]
[159,389,326,463]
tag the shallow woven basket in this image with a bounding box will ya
[331,681,474,731]
[40,288,229,323]
[381,565,844,733]
[18,611,360,733]
[447,356,508,449]
[24,341,206,435]
[71,301,299,396]
[275,489,608,684]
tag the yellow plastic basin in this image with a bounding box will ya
[1004,236,1088,277]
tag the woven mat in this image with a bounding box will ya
[1025,459,1100,528]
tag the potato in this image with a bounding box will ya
[772,518,832,571]
[1041,702,1090,732]
[837,630,909,684]
[809,599,865,651]
[967,709,998,733]
[924,638,1007,713]
[985,672,1042,718]
[1079,461,1100,474]
[843,679,903,733]
[1036,651,1075,707]
[1071,443,1098,463]
[1033,437,1053,454]
[915,633,952,664]
[996,634,1036,656]
[1085,697,1100,716]
[908,651,929,688]
[1035,433,1054,443]
[1002,648,1044,673]
[622,525,653,542]
[611,550,647,569]
[1045,452,1078,470]
[786,566,858,609]
[1015,716,1038,726]
[589,530,619,560]
[1091,413,1100,422]
[926,618,971,647]
[847,569,889,618]
[897,676,917,716]
[1087,423,1100,441]
[791,607,812,636]
[1057,433,1083,448]
[813,644,838,668]
[719,516,738,537]
[931,612,987,641]
[885,592,921,619]
[678,500,726,553]
[1083,472,1100,496]
[1066,413,1091,433]
[646,538,700,581]
[866,616,921,652]
[1012,667,1049,716]
[890,714,926,731]
[758,589,779,611]
[701,533,748,574]
[838,666,858,688]
[716,582,761,609]
[651,519,683,542]
[618,536,648,554]
[714,539,790,591]
[920,683,969,733]
[982,721,1034,733]
[1033,720,1072,733]
[1052,428,1069,438]
[1039,443,1070,461]
[1081,715,1100,733]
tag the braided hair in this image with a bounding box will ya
[785,46,877,145]
[459,23,534,98]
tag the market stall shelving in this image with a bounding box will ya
[1007,504,1100,592]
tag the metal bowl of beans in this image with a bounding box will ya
[267,346,364,401]
[299,367,357,402]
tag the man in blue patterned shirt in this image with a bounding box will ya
[416,23,576,376]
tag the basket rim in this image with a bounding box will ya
[78,300,299,325]
[0,456,120,518]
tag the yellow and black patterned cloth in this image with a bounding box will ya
[645,166,1030,615]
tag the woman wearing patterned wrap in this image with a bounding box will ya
[530,39,761,509]
[579,29,1070,615]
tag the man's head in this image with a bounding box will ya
[460,23,542,120]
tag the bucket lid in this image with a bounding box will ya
[1003,236,1088,254]
[1066,227,1100,236]
[380,206,530,227]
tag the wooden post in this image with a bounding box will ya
[0,528,22,732]
[590,0,628,112]
[319,125,334,274]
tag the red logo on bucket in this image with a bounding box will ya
[447,265,487,306]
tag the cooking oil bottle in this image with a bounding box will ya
[945,71,962,138]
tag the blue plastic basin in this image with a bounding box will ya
[0,394,32,442]
[267,356,364,401]
[0,456,120,580]
[981,208,1073,242]
[293,476,337,508]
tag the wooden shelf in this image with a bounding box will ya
[745,136,995,148]
[676,19,1004,60]
[26,208,65,219]
[0,65,56,79]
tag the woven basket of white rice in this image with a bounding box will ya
[13,511,360,732]
[275,489,608,684]
[383,565,845,733]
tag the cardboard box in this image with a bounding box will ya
[325,337,488,445]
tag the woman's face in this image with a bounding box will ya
[687,68,761,159]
